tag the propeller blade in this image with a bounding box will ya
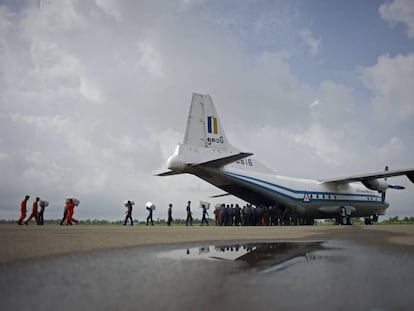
[388,185,405,190]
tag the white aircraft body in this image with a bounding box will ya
[158,93,414,225]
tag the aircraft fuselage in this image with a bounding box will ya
[192,167,388,219]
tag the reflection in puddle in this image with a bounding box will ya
[159,241,326,272]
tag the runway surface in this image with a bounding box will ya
[1,225,413,310]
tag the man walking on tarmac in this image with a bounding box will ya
[167,203,173,226]
[25,197,40,225]
[146,204,154,226]
[186,201,193,226]
[124,200,134,226]
[18,195,30,225]
[201,204,209,226]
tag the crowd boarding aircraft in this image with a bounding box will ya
[158,93,414,225]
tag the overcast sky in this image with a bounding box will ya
[1,0,414,221]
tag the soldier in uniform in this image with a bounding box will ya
[185,201,193,226]
[38,200,48,225]
[201,204,209,226]
[124,200,134,226]
[167,203,173,226]
[146,204,154,226]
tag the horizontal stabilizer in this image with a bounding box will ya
[197,152,254,169]
[210,193,231,198]
[156,170,185,177]
[321,168,414,184]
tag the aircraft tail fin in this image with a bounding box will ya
[183,93,238,152]
[157,93,275,176]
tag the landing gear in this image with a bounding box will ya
[337,216,352,225]
[302,218,315,226]
[337,207,354,225]
[364,218,373,225]
[364,214,378,225]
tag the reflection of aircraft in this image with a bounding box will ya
[158,93,414,225]
[186,242,323,272]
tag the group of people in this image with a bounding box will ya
[214,204,298,226]
[18,195,48,225]
[17,195,79,226]
[18,196,290,227]
[122,200,210,226]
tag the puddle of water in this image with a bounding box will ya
[158,241,326,272]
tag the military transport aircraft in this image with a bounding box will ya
[158,93,414,225]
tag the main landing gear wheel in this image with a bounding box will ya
[364,218,373,225]
[337,216,353,225]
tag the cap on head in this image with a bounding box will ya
[36,197,40,201]
[25,195,30,199]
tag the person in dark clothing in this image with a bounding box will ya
[201,204,209,226]
[234,204,241,226]
[38,200,48,225]
[124,200,134,226]
[167,203,173,226]
[146,205,154,226]
[59,205,67,225]
[186,201,193,226]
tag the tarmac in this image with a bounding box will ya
[1,224,414,264]
[1,224,414,311]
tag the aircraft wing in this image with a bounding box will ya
[320,168,414,184]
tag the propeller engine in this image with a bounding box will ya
[362,166,405,202]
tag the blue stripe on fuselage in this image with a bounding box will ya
[222,171,383,204]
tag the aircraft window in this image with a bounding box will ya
[328,195,331,199]
[316,194,319,199]
[334,195,337,200]
[310,194,313,199]
[322,194,325,199]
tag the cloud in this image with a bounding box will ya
[0,0,413,221]
[359,53,414,122]
[95,0,123,22]
[298,28,321,55]
[294,123,341,165]
[379,0,414,38]
[137,42,164,78]
[0,152,9,161]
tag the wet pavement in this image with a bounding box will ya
[1,239,413,311]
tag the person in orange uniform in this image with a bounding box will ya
[25,197,40,225]
[66,199,79,225]
[66,199,75,225]
[18,195,30,225]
